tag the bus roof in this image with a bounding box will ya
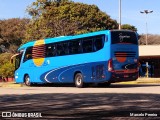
[18,30,129,50]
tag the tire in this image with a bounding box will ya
[74,73,84,88]
[24,75,31,86]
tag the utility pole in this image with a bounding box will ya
[140,10,153,78]
[119,0,121,30]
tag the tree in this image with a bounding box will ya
[25,0,118,42]
[139,34,160,45]
[0,18,30,53]
[0,53,13,67]
[121,24,137,31]
[0,44,6,53]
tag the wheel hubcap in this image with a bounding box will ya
[76,76,82,85]
[26,77,30,85]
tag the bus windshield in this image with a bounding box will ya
[15,52,23,70]
[111,31,137,44]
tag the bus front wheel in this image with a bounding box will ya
[74,73,84,88]
[24,75,31,86]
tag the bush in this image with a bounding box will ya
[0,61,14,78]
[0,53,14,79]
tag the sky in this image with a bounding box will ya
[0,0,160,34]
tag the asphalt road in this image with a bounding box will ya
[0,83,160,119]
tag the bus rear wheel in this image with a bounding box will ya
[74,73,84,88]
[24,75,31,86]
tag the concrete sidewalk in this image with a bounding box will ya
[0,78,160,88]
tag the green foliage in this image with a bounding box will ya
[0,18,30,52]
[0,53,13,66]
[121,24,137,31]
[25,0,118,42]
[0,53,14,78]
[0,61,14,78]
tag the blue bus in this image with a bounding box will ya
[11,30,139,87]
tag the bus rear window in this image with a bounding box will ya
[111,31,137,44]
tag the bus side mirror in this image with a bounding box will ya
[10,58,13,64]
[10,53,19,64]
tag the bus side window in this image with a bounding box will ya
[82,39,93,53]
[57,42,68,56]
[52,44,57,56]
[94,36,104,51]
[46,44,53,57]
[69,40,81,55]
[57,43,63,56]
[45,43,57,57]
[23,47,32,62]
[63,42,69,55]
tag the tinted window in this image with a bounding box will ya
[57,42,69,56]
[82,39,93,53]
[62,42,69,55]
[111,31,137,44]
[52,44,57,56]
[94,36,104,51]
[69,40,81,54]
[46,44,57,57]
[44,35,105,57]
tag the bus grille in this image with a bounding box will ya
[114,51,136,58]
